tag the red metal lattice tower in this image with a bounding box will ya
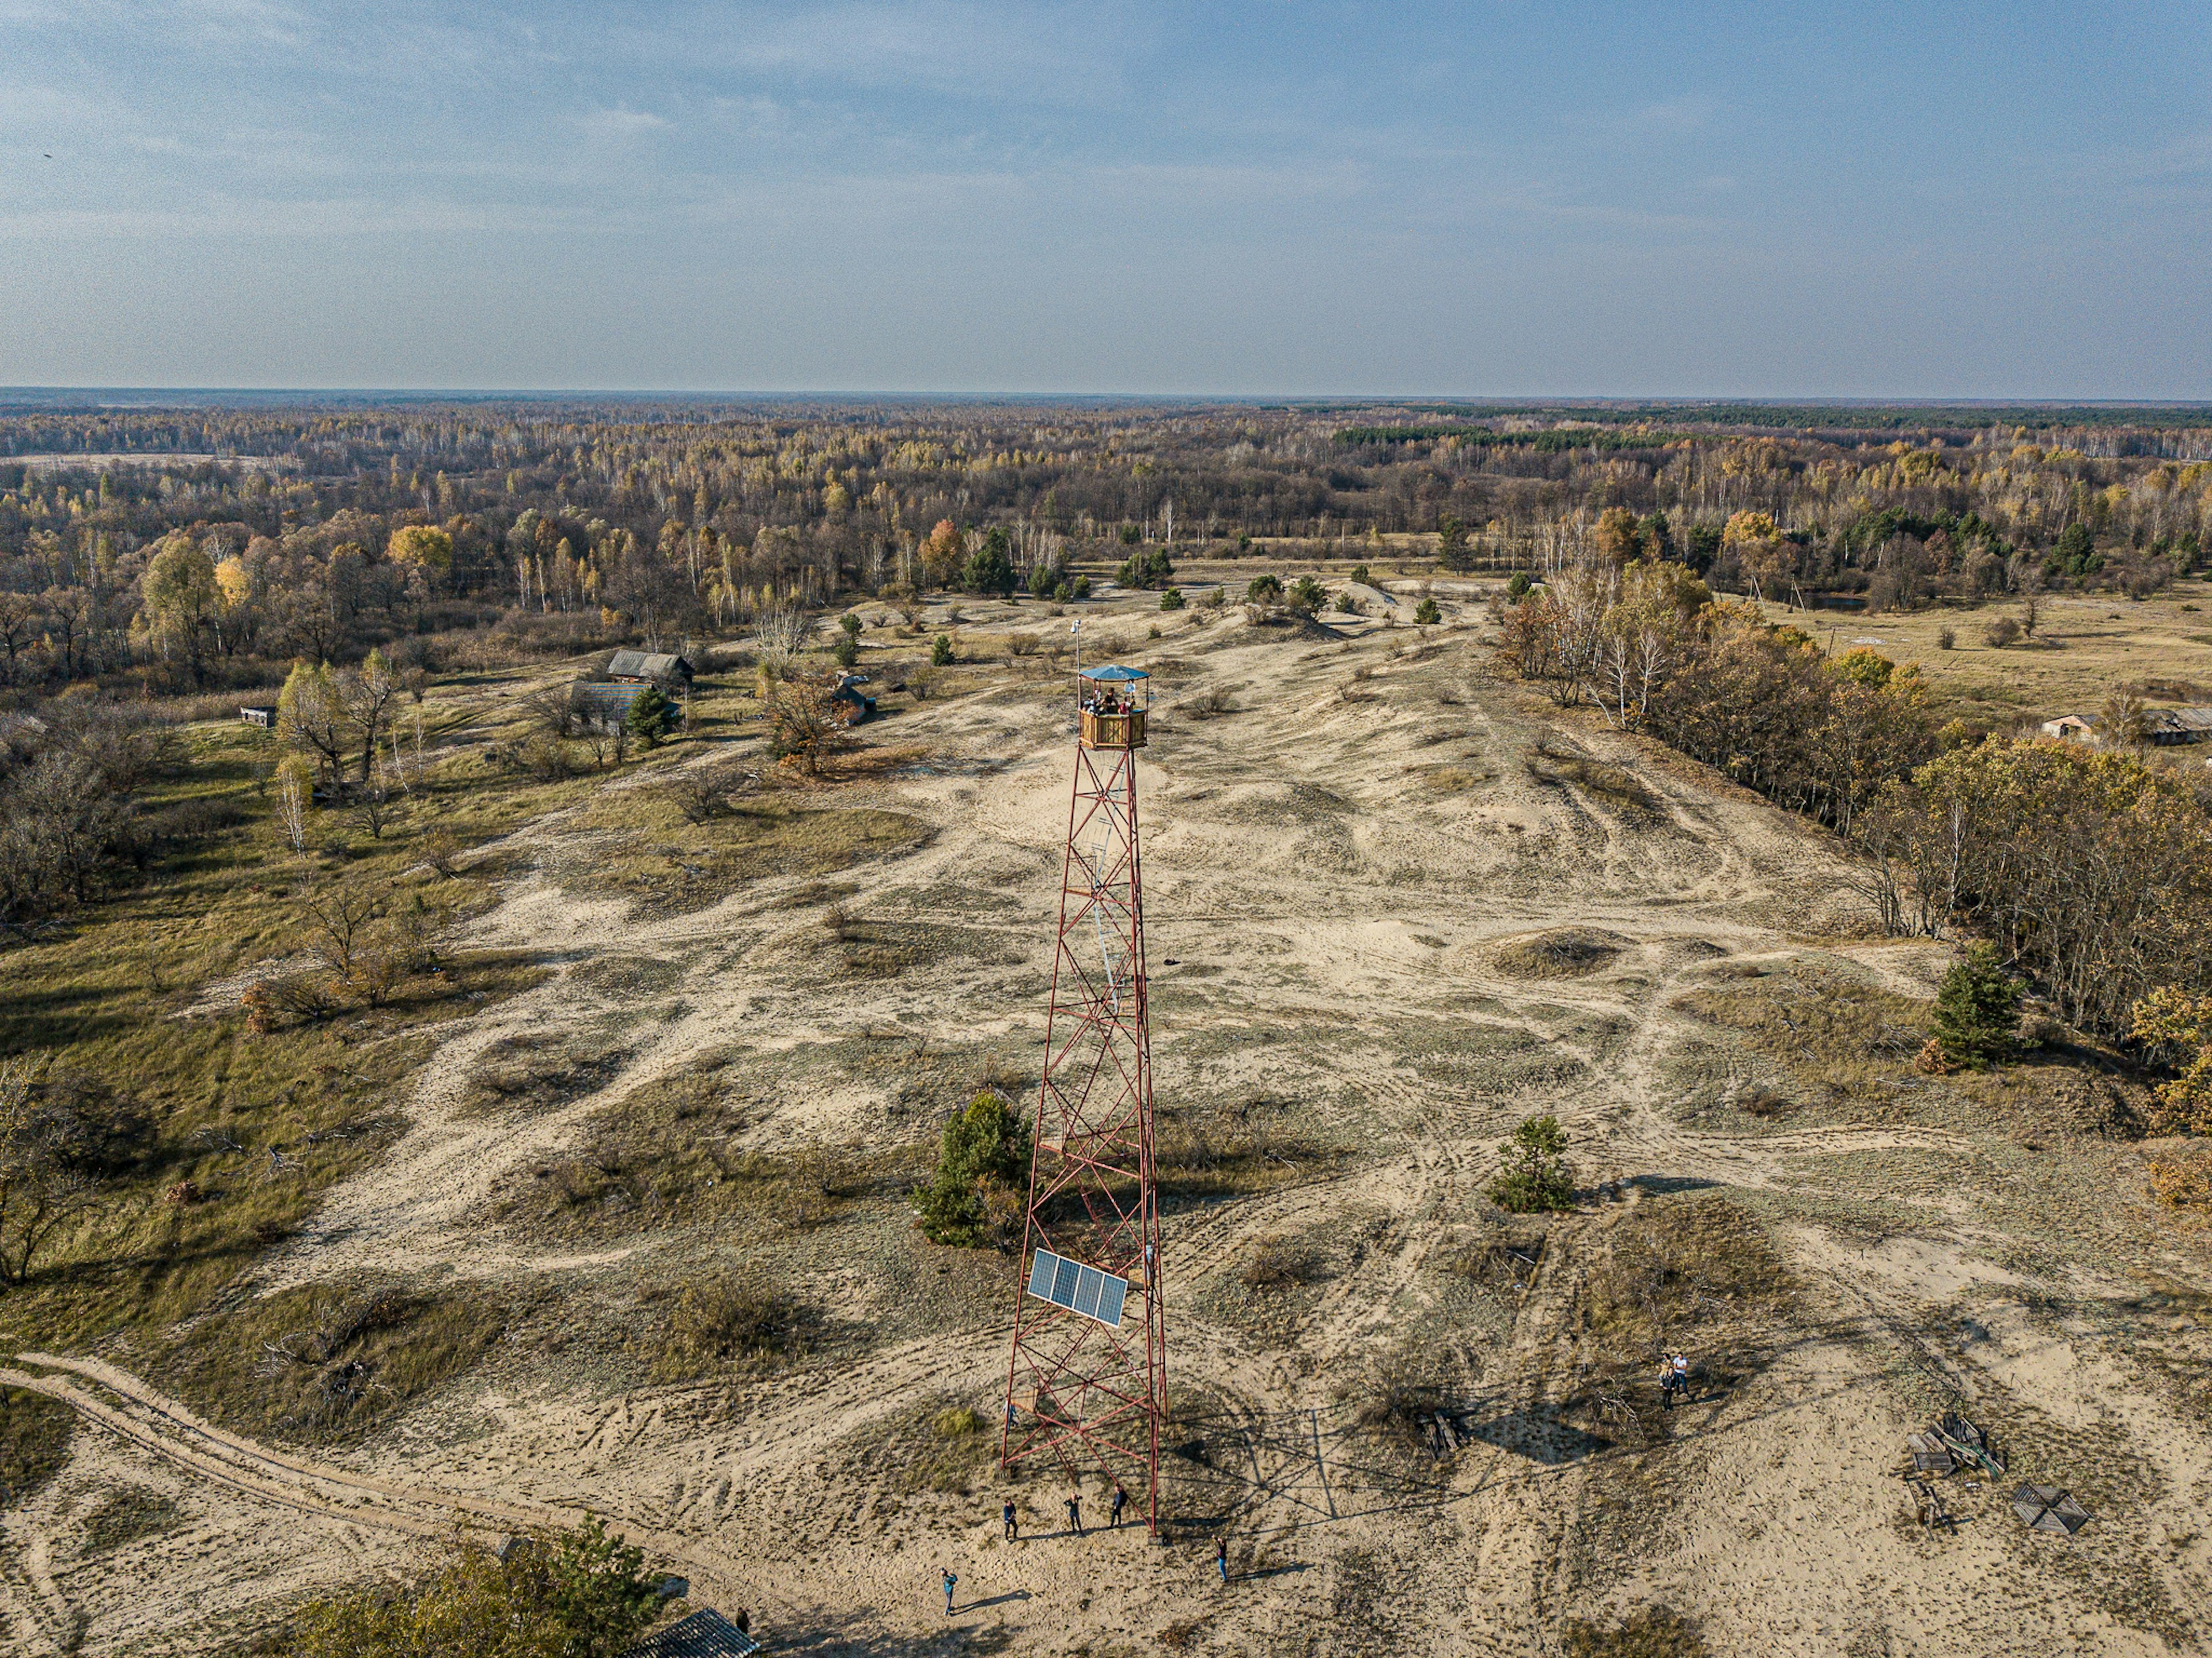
[1002,692,1166,1533]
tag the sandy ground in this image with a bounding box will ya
[7,583,2212,1656]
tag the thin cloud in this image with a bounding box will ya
[580,106,671,141]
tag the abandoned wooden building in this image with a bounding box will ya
[2144,706,2212,745]
[607,650,696,687]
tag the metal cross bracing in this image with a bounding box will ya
[1001,737,1167,1532]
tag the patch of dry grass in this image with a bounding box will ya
[1584,1198,1794,1363]
[571,794,933,914]
[1525,740,1663,817]
[1155,1100,1333,1199]
[0,1386,73,1508]
[1560,1606,1708,1658]
[1239,1235,1321,1288]
[641,1279,818,1383]
[81,1486,187,1552]
[834,1393,1006,1496]
[489,1054,925,1243]
[1442,1220,1550,1287]
[1676,963,1927,1101]
[154,1281,502,1442]
[1493,928,1631,981]
[457,1032,632,1119]
[2148,1147,2212,1217]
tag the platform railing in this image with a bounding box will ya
[1080,707,1147,749]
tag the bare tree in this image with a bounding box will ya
[752,604,808,680]
[668,764,756,824]
[298,880,382,985]
[0,1059,101,1287]
[764,673,856,772]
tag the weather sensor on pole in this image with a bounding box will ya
[1002,661,1167,1532]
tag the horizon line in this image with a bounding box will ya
[5,387,2211,410]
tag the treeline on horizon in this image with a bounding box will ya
[0,400,2205,708]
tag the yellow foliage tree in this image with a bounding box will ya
[388,525,454,578]
[918,519,966,590]
[1721,510,1788,600]
[214,555,253,607]
[2132,988,2212,1135]
[1593,507,1641,566]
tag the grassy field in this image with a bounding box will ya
[1755,577,2212,734]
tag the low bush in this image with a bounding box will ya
[914,1091,1028,1247]
[283,1516,667,1658]
[1239,1235,1319,1288]
[2148,1149,2212,1215]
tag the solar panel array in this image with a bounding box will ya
[1026,1248,1130,1328]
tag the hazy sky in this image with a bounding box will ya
[3,1,2209,396]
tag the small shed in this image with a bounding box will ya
[620,1609,759,1658]
[607,650,696,687]
[240,705,278,729]
[2040,714,2094,743]
[2143,706,2212,745]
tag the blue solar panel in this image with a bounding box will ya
[1024,1248,1128,1328]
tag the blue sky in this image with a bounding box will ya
[2,1,2207,395]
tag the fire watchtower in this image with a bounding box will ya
[1002,661,1166,1531]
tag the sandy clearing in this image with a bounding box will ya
[16,601,2212,1656]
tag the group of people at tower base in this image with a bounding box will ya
[939,1487,1229,1616]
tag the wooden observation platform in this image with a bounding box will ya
[1081,706,1147,749]
[1076,662,1150,751]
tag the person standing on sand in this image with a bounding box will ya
[1110,1485,1127,1528]
[942,1568,957,1615]
[1066,1494,1083,1535]
[1003,1500,1018,1540]
[1215,1537,1229,1584]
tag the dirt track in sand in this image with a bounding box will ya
[9,585,2211,1657]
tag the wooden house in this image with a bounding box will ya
[607,650,696,687]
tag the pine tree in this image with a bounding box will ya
[1932,942,2022,1069]
[1488,1115,1574,1213]
[624,686,679,748]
